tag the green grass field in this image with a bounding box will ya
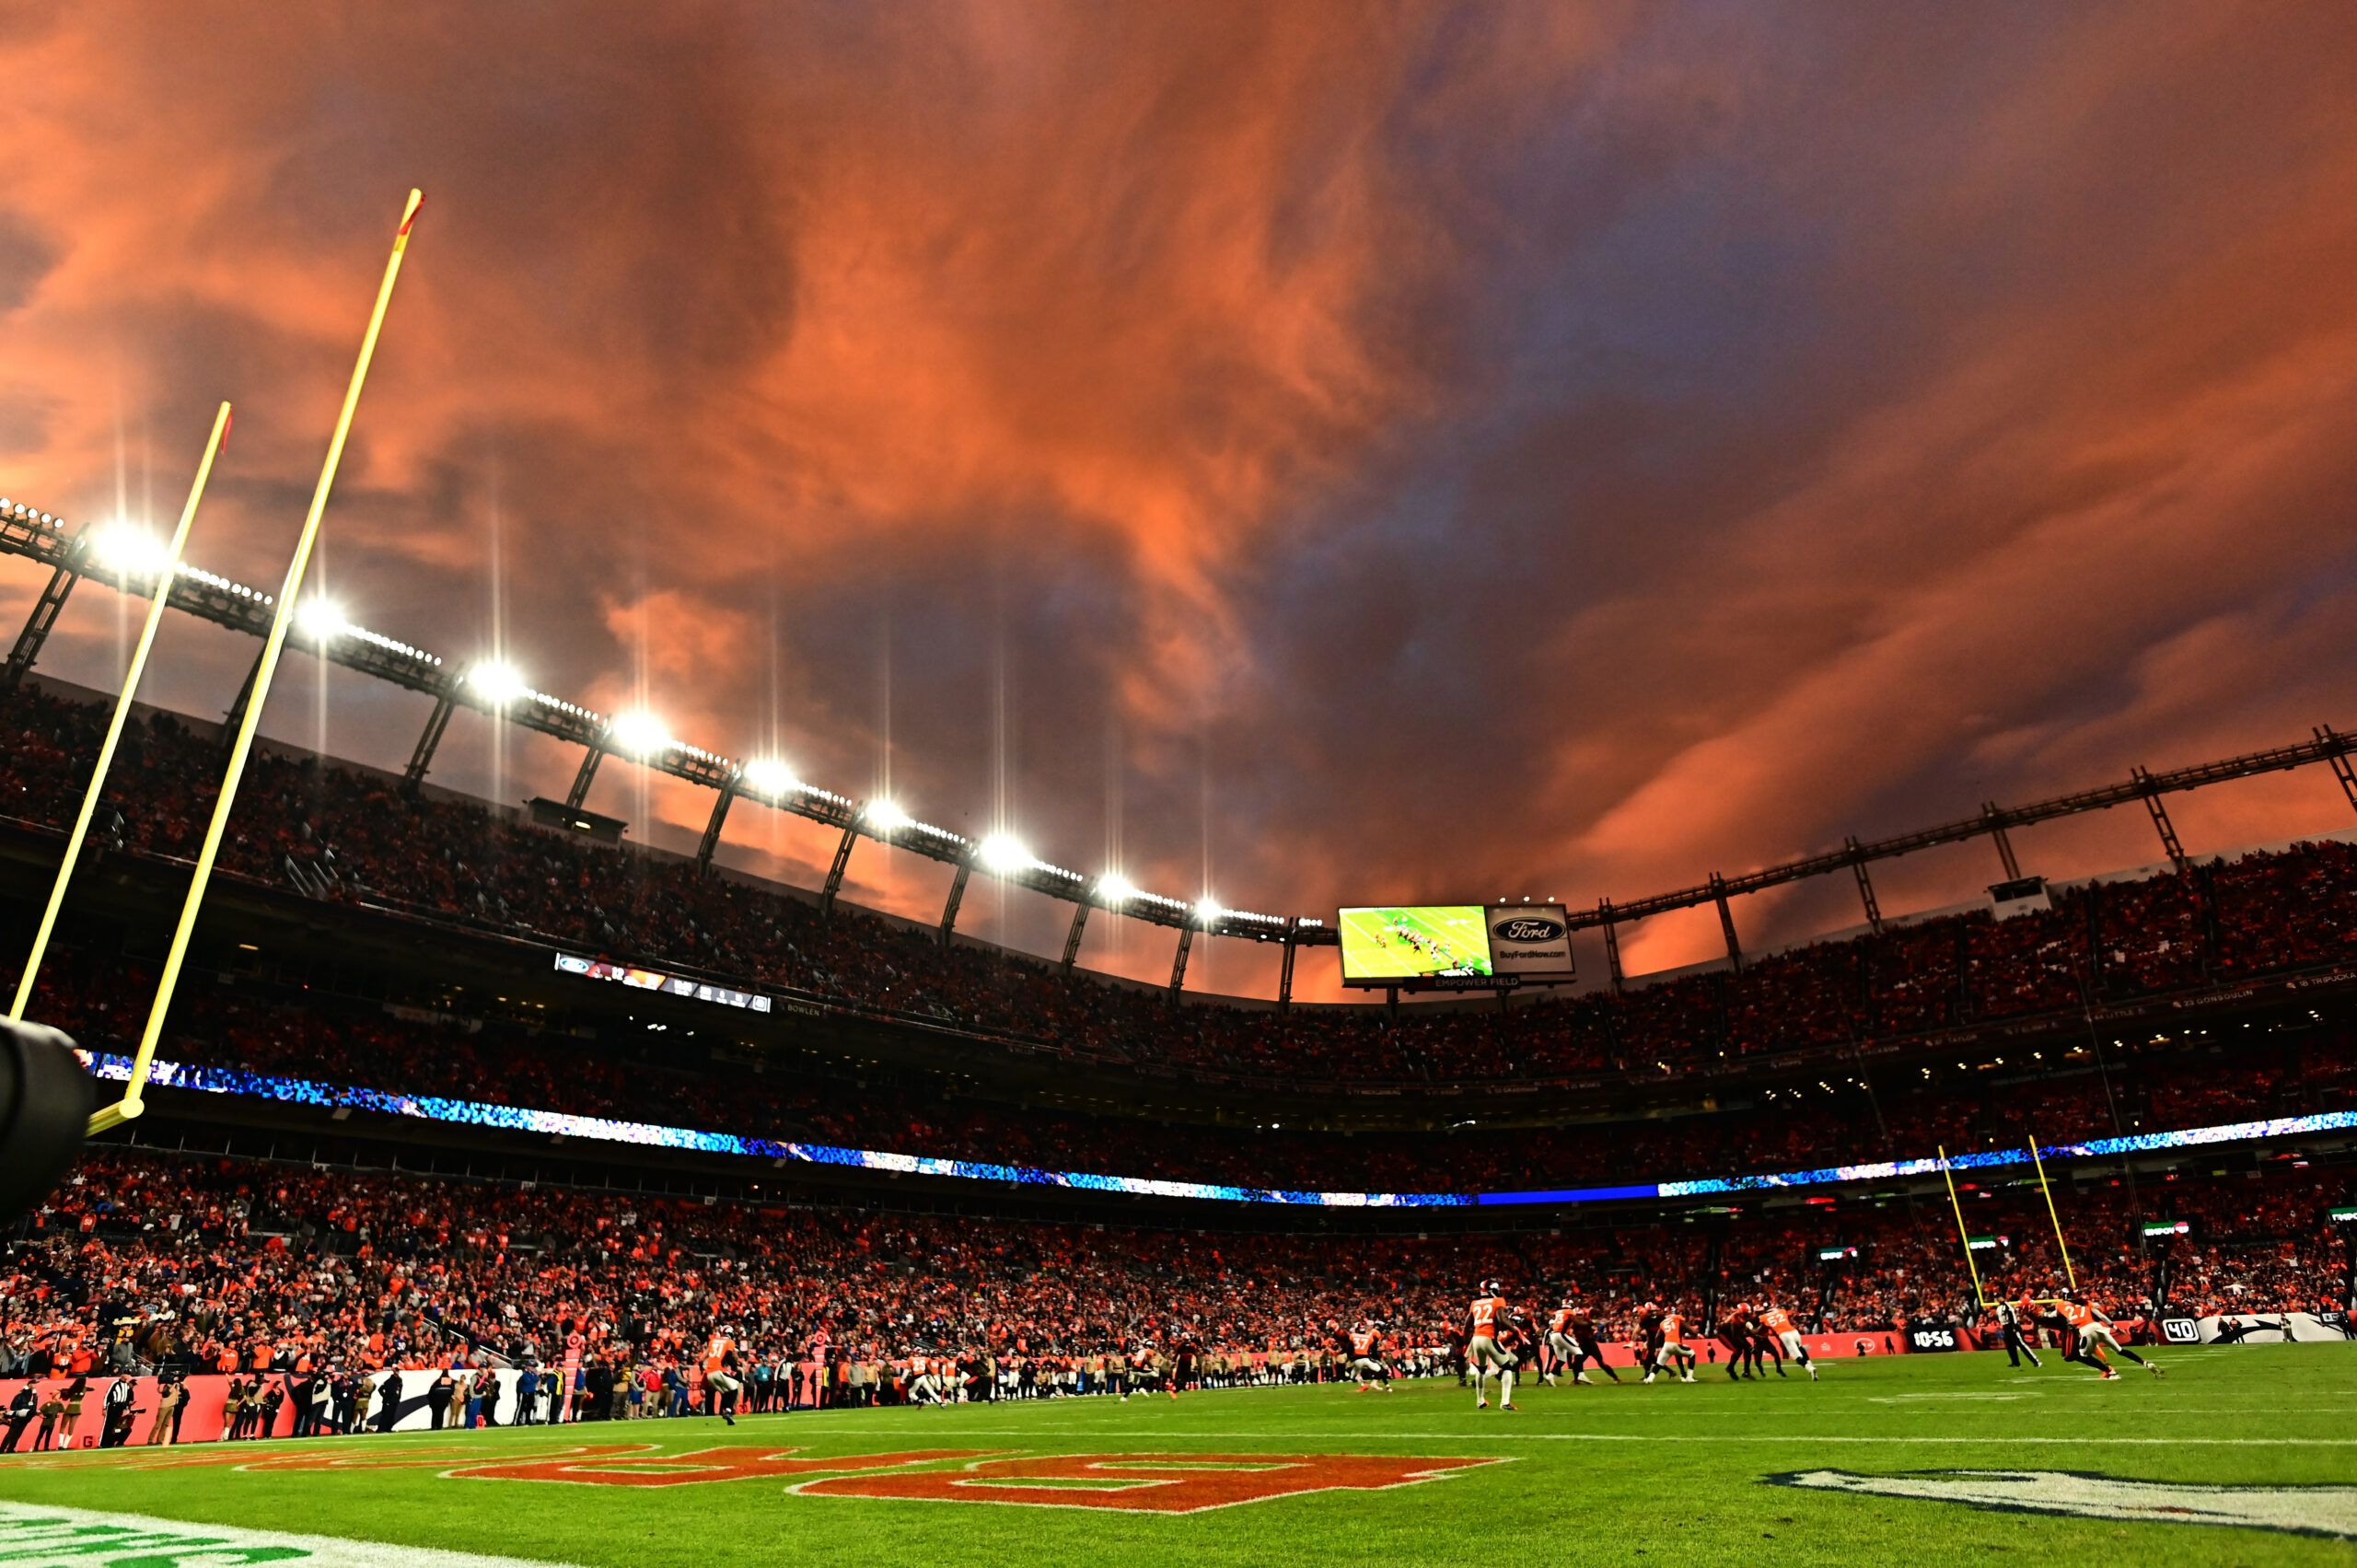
[4,1347,2354,1565]
[1339,906,1492,981]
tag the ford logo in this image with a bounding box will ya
[1493,916,1565,942]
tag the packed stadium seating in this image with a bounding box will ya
[5,1152,2346,1394]
[12,945,2356,1195]
[4,684,2356,1097]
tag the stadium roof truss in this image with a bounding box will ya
[4,492,2354,996]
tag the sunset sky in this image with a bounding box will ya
[3,2,2355,999]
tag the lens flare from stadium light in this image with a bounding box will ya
[976,833,1034,874]
[607,709,673,759]
[738,757,799,798]
[1195,896,1225,927]
[87,523,175,580]
[1097,873,1139,906]
[292,597,350,645]
[465,661,531,707]
[864,798,912,834]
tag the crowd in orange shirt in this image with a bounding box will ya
[5,1150,2345,1402]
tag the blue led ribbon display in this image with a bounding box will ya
[80,1052,2357,1209]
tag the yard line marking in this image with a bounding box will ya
[0,1501,587,1566]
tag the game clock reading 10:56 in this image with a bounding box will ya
[1336,905,1493,981]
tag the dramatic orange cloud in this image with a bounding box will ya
[0,2,2353,999]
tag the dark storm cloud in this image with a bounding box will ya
[0,209,59,316]
[0,0,2353,993]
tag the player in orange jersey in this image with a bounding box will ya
[1758,1302,1817,1380]
[909,1351,950,1406]
[1645,1305,1699,1384]
[702,1324,742,1425]
[1543,1300,1581,1387]
[1464,1280,1519,1411]
[2050,1291,2161,1379]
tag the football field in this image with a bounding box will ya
[2,1347,2352,1566]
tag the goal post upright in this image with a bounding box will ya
[87,190,424,1138]
[1937,1144,1991,1307]
[2028,1130,2078,1289]
[9,401,232,1024]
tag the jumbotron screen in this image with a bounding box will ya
[1337,905,1493,982]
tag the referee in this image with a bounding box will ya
[1993,1295,2042,1368]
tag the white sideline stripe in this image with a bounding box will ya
[0,1501,584,1566]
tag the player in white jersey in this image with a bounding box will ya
[1346,1322,1392,1392]
[1542,1300,1581,1387]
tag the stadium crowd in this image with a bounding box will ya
[4,686,2357,1092]
[2,1152,2345,1430]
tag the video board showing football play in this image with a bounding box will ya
[1336,905,1493,983]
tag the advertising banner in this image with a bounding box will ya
[1485,905,1575,981]
[2196,1311,2353,1343]
[0,1369,552,1450]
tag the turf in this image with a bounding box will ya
[2,1346,2352,1566]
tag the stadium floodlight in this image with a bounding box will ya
[864,798,912,834]
[1195,896,1225,927]
[1097,873,1139,906]
[975,833,1034,875]
[87,523,175,580]
[464,661,531,707]
[292,597,351,645]
[738,757,799,798]
[607,709,673,759]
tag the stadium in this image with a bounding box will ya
[4,7,2357,1566]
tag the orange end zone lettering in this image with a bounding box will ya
[74,1444,613,1473]
[796,1452,1507,1513]
[459,1446,994,1487]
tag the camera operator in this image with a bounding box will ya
[146,1371,188,1446]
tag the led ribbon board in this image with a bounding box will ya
[78,1051,2357,1210]
[76,1053,1467,1208]
[554,953,772,1012]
